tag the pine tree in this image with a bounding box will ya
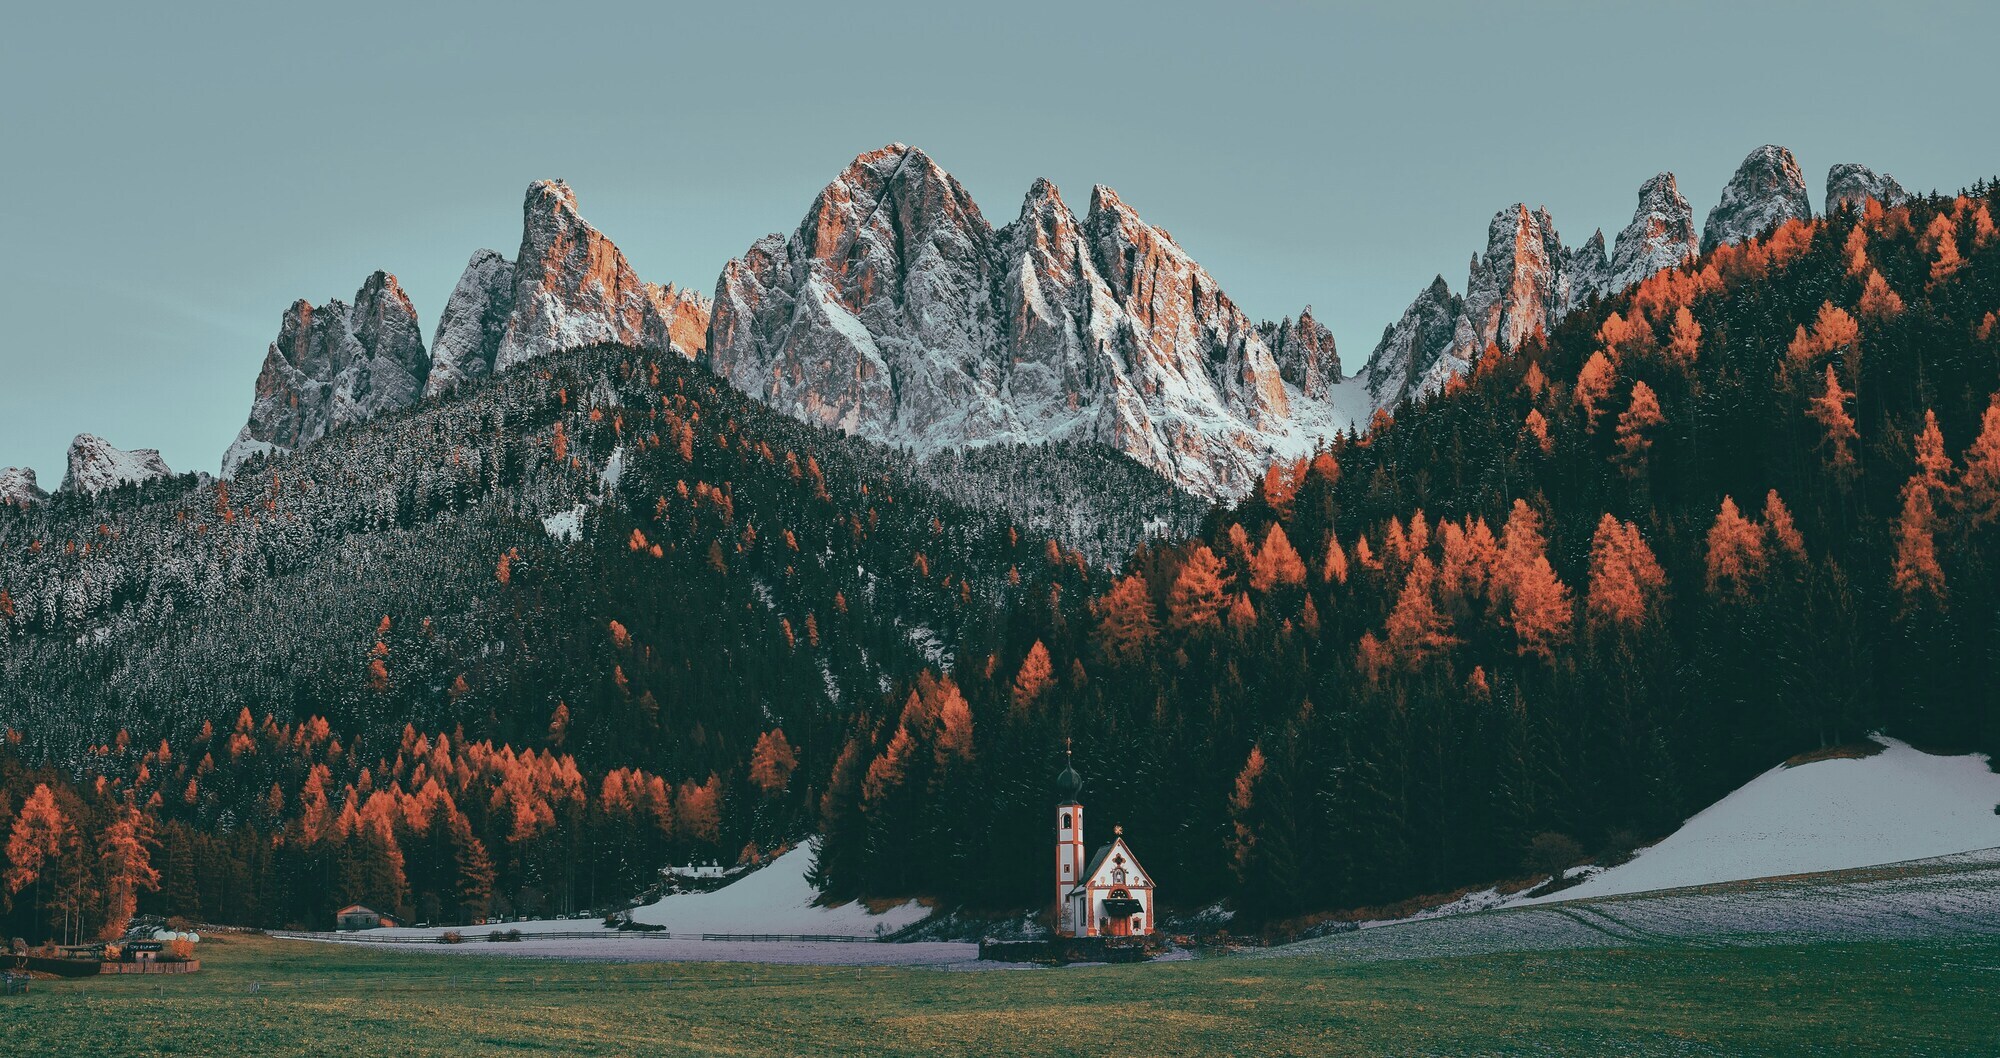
[1587,515,1665,628]
[1614,381,1665,476]
[97,803,159,939]
[1167,544,1230,633]
[1958,393,2000,525]
[1249,524,1307,592]
[748,729,799,794]
[1092,574,1159,667]
[1892,477,1946,611]
[1705,497,1767,599]
[1497,501,1573,662]
[1807,365,1860,476]
[1011,641,1055,712]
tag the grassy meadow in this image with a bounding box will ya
[4,932,1994,1056]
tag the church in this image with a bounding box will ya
[1054,751,1157,938]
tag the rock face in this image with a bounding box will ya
[1259,308,1341,400]
[63,435,172,496]
[1610,173,1700,290]
[0,466,46,508]
[707,144,1338,499]
[426,180,710,398]
[1825,163,1908,215]
[1444,204,1577,372]
[222,272,429,478]
[1702,145,1812,253]
[646,283,712,359]
[1569,230,1612,308]
[1363,276,1465,407]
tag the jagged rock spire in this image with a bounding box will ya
[1702,145,1812,253]
[1610,173,1700,290]
[426,180,710,399]
[221,271,428,478]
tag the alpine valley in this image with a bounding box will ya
[3,140,1999,942]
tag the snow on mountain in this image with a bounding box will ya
[0,466,46,508]
[426,181,709,398]
[1608,173,1700,292]
[1825,162,1908,215]
[1259,306,1342,400]
[1363,276,1464,408]
[706,144,1352,500]
[1522,737,2000,903]
[1702,144,1812,253]
[62,434,172,496]
[222,271,428,478]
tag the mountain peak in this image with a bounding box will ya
[1702,145,1811,253]
[0,466,46,508]
[1610,170,1699,289]
[708,147,1338,499]
[222,271,428,478]
[1825,163,1908,215]
[424,180,709,400]
[64,434,172,496]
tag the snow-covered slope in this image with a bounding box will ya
[1523,736,2000,903]
[629,842,929,936]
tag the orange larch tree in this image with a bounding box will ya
[1496,500,1573,662]
[1586,514,1666,629]
[1704,497,1767,599]
[1614,381,1665,476]
[1892,476,1946,611]
[1249,523,1307,592]
[1167,544,1230,633]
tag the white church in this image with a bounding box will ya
[1054,751,1157,938]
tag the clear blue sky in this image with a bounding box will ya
[3,0,1995,480]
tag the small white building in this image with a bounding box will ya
[1054,754,1157,938]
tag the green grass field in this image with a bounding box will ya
[5,932,1994,1056]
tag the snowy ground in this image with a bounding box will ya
[1272,847,2000,963]
[1521,736,2000,904]
[288,842,939,964]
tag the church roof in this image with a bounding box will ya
[1068,835,1152,896]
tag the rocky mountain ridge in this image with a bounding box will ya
[706,144,1340,500]
[1356,145,1900,409]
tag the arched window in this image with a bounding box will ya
[1061,812,1072,829]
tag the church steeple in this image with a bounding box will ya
[1055,741,1087,936]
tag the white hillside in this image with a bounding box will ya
[1525,736,2000,903]
[628,841,930,936]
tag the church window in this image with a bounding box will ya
[1062,812,1072,829]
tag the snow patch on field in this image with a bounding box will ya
[630,841,929,936]
[1521,736,2000,903]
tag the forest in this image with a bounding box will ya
[2,182,1996,940]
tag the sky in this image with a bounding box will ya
[4,0,1996,482]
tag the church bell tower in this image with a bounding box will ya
[1055,742,1085,936]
